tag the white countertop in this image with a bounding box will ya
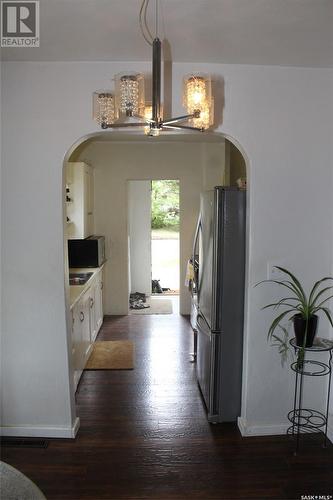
[69,263,105,310]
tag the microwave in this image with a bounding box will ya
[68,236,105,268]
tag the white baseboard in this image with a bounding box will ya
[238,416,332,444]
[0,417,80,439]
[72,417,80,437]
[238,417,290,437]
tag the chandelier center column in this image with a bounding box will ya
[152,37,161,126]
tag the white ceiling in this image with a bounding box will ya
[1,0,333,67]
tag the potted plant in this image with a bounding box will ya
[256,267,333,349]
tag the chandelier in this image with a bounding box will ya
[93,0,214,136]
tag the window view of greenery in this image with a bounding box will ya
[151,180,179,232]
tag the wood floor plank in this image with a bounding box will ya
[1,314,332,499]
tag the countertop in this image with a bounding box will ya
[69,263,105,310]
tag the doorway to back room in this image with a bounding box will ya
[128,179,180,315]
[151,179,180,296]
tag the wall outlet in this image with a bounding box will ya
[267,263,285,280]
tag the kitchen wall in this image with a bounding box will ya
[71,139,226,315]
[229,142,246,186]
[1,61,332,439]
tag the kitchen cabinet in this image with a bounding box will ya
[89,269,104,342]
[70,267,104,391]
[66,162,94,239]
[71,289,92,391]
[80,289,92,356]
[71,306,81,391]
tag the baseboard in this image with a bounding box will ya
[0,417,80,439]
[238,416,332,444]
[72,417,80,437]
[238,417,291,437]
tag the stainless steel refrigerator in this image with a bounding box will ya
[191,186,246,423]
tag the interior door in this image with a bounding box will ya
[128,180,152,295]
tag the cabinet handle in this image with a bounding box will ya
[100,282,103,290]
[90,297,94,308]
[80,311,84,322]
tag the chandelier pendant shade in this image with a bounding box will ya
[115,72,145,118]
[92,91,115,127]
[93,1,214,136]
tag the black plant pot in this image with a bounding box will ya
[293,314,318,347]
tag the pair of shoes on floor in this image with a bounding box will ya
[130,299,150,310]
[130,292,146,302]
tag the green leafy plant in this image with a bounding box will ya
[151,180,179,230]
[270,324,294,366]
[256,266,333,341]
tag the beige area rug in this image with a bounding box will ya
[131,297,173,315]
[85,340,134,370]
[0,461,47,500]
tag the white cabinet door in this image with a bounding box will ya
[89,270,103,342]
[89,279,97,342]
[71,304,84,391]
[80,289,91,359]
[94,270,104,334]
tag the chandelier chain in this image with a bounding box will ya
[144,0,154,41]
[139,0,153,46]
[155,0,159,38]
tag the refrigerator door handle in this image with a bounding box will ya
[192,217,201,259]
[191,217,201,296]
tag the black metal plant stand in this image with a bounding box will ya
[287,337,333,454]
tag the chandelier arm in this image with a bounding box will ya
[162,124,205,132]
[161,113,199,126]
[101,122,146,129]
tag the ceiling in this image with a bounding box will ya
[1,0,333,67]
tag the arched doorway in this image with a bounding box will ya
[63,131,250,429]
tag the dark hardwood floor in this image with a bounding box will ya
[2,313,333,500]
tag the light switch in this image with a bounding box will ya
[267,263,285,280]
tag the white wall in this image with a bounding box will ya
[0,60,2,429]
[229,143,246,185]
[1,61,333,438]
[73,140,224,315]
[128,180,152,297]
